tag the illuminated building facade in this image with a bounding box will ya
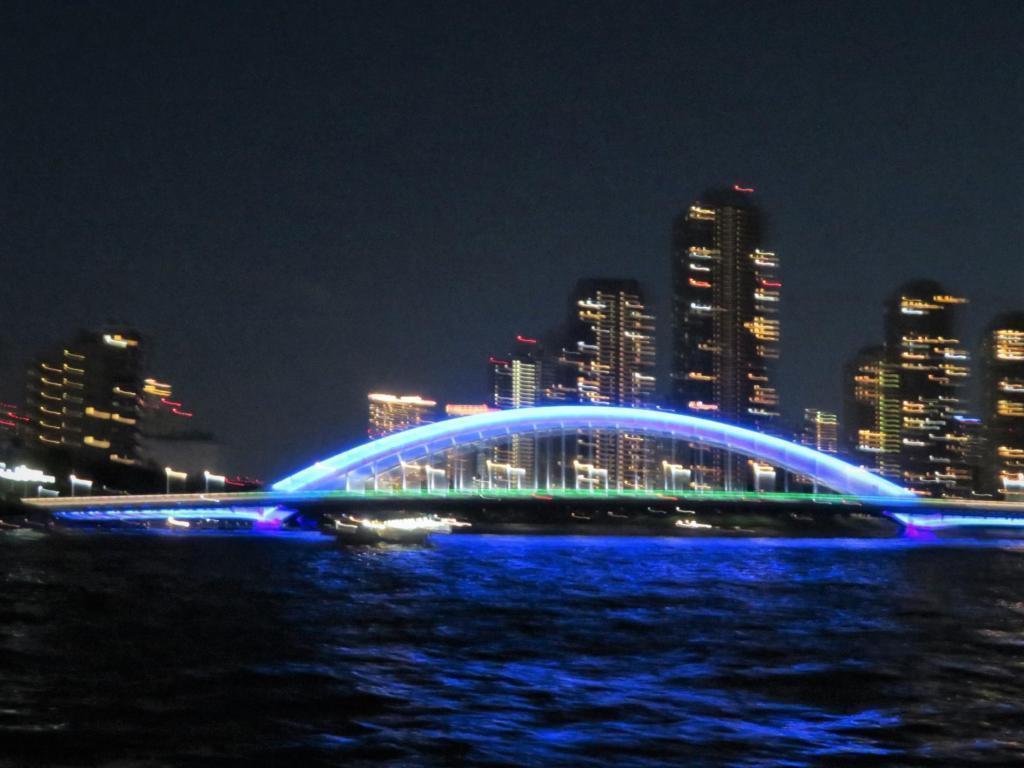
[884,281,973,496]
[444,404,495,418]
[489,336,543,484]
[801,409,839,454]
[549,279,656,489]
[367,394,437,440]
[25,329,143,467]
[980,312,1024,499]
[842,346,901,478]
[671,186,780,488]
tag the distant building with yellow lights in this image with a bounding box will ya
[25,329,143,467]
[545,279,656,490]
[671,186,781,489]
[800,409,839,454]
[489,335,544,485]
[367,394,437,439]
[980,312,1024,499]
[444,404,495,418]
[842,346,901,479]
[883,280,973,496]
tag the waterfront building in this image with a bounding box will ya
[25,329,143,467]
[979,312,1024,499]
[489,336,544,484]
[883,281,973,496]
[842,346,901,479]
[444,404,495,418]
[793,408,839,491]
[367,393,437,440]
[547,278,656,489]
[670,186,781,488]
[801,409,839,454]
[138,378,224,478]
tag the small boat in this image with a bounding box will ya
[325,514,469,545]
[675,518,713,530]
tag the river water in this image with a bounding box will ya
[2,531,1024,766]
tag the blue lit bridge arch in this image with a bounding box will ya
[274,405,913,499]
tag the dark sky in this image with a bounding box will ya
[3,1,1021,479]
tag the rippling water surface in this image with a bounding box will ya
[2,531,1024,766]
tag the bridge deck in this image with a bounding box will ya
[20,489,1024,515]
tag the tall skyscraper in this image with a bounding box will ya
[25,329,143,468]
[884,280,973,496]
[489,336,543,484]
[979,312,1024,499]
[671,186,780,488]
[842,346,901,478]
[366,393,437,440]
[550,278,656,489]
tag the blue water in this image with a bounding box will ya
[2,532,1024,766]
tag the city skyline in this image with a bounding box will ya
[4,6,1024,766]
[3,2,1021,477]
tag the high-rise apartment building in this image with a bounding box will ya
[979,312,1024,499]
[490,336,543,410]
[366,393,437,439]
[25,329,143,467]
[671,186,780,488]
[842,345,901,478]
[549,278,656,489]
[489,336,543,484]
[883,280,972,496]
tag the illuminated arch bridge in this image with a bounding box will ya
[274,405,913,499]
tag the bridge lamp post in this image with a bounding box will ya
[165,467,188,494]
[662,461,691,492]
[572,461,608,493]
[68,474,92,497]
[399,460,422,492]
[203,470,226,493]
[424,466,446,494]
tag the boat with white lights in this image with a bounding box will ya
[324,514,470,545]
[675,518,713,530]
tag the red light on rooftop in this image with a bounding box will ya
[733,184,755,193]
[161,398,183,407]
[761,280,782,288]
[171,408,193,417]
[515,335,538,344]
[488,357,510,365]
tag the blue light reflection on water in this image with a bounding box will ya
[2,533,1024,766]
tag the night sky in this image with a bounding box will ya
[3,1,1021,479]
